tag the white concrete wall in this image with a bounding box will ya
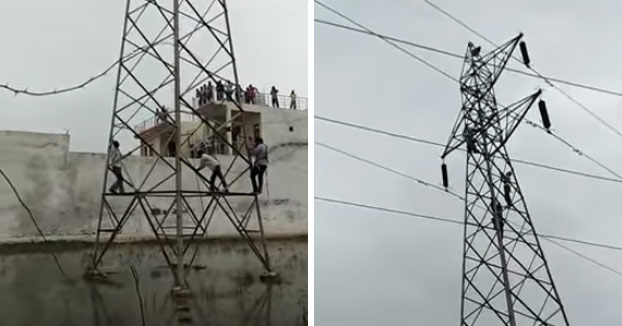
[0,110,307,243]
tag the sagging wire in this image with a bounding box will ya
[315,196,622,278]
[316,141,622,254]
[317,115,622,185]
[130,265,147,326]
[315,18,622,98]
[520,115,622,181]
[0,31,173,98]
[0,59,119,97]
[316,141,464,201]
[315,0,459,83]
[0,168,67,277]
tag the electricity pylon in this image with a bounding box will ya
[85,0,276,292]
[441,34,570,325]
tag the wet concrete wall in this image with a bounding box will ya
[0,116,307,243]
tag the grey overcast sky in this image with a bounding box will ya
[316,0,622,325]
[0,0,307,152]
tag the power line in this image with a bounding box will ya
[543,238,622,277]
[316,115,445,146]
[316,0,622,286]
[315,196,622,277]
[0,28,190,98]
[315,143,622,254]
[545,129,622,180]
[516,113,622,181]
[316,141,464,201]
[315,196,622,252]
[0,43,149,97]
[314,0,459,83]
[315,3,622,183]
[315,19,463,58]
[0,168,66,277]
[520,112,622,181]
[316,196,463,225]
[316,115,622,185]
[422,0,622,141]
[315,18,622,97]
[130,266,147,325]
[0,59,119,97]
[543,234,622,253]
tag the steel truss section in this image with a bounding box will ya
[85,0,275,289]
[442,35,571,326]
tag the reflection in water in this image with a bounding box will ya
[0,240,307,326]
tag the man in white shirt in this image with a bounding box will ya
[108,140,125,194]
[197,150,228,192]
[250,137,268,193]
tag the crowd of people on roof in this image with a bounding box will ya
[194,80,299,109]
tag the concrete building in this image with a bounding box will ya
[0,103,307,243]
[135,93,308,158]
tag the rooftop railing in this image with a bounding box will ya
[135,111,198,134]
[134,91,307,133]
[251,91,308,110]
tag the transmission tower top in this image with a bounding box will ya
[441,34,571,326]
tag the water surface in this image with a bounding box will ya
[0,240,307,326]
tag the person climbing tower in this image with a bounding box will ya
[197,149,228,192]
[108,140,125,194]
[251,137,268,193]
[464,126,480,154]
[502,171,513,207]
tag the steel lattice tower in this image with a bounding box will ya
[85,0,275,291]
[441,34,571,325]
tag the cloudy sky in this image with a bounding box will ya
[0,0,307,152]
[315,0,622,325]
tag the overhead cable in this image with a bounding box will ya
[0,60,119,97]
[0,168,66,277]
[316,115,622,185]
[422,0,622,140]
[316,144,622,254]
[316,2,622,181]
[315,196,622,277]
[315,18,622,97]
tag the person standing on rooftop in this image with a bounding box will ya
[216,80,224,101]
[207,81,214,102]
[270,86,279,108]
[290,90,297,109]
[235,84,243,102]
[225,81,233,101]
